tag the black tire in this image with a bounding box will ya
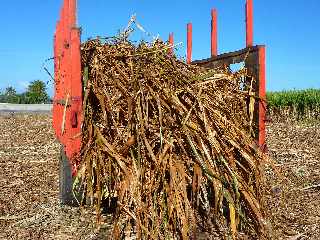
[59,145,79,206]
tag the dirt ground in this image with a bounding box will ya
[0,113,319,239]
[0,113,111,240]
[265,119,320,240]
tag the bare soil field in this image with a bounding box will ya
[0,113,319,239]
[266,119,320,239]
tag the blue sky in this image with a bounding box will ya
[0,0,319,96]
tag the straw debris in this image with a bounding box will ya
[76,38,268,239]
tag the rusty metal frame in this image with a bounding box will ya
[183,0,266,149]
[192,45,266,149]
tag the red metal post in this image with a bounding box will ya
[54,2,67,142]
[211,9,218,57]
[258,46,266,149]
[187,23,192,64]
[246,0,253,47]
[69,0,77,27]
[53,0,82,172]
[64,0,72,147]
[53,25,59,139]
[168,32,174,56]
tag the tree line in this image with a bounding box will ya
[0,80,51,104]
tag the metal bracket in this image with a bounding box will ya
[54,99,71,107]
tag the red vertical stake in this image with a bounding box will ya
[69,0,77,27]
[258,46,266,149]
[65,0,72,146]
[168,32,174,56]
[211,9,218,57]
[54,19,62,140]
[53,0,82,166]
[246,0,253,47]
[187,23,192,64]
[53,30,58,138]
[68,0,82,164]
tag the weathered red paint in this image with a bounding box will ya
[168,32,174,56]
[53,0,82,175]
[258,46,266,149]
[211,9,217,57]
[187,23,192,64]
[246,0,253,47]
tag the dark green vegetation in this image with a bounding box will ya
[0,80,50,104]
[267,89,320,119]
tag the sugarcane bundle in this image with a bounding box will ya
[76,38,268,239]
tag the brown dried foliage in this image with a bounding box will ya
[76,39,269,239]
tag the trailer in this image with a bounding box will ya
[53,0,266,205]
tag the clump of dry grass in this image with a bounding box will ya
[75,38,269,239]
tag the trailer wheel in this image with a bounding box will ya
[59,146,79,206]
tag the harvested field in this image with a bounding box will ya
[0,113,319,239]
[266,119,320,240]
[0,113,111,240]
